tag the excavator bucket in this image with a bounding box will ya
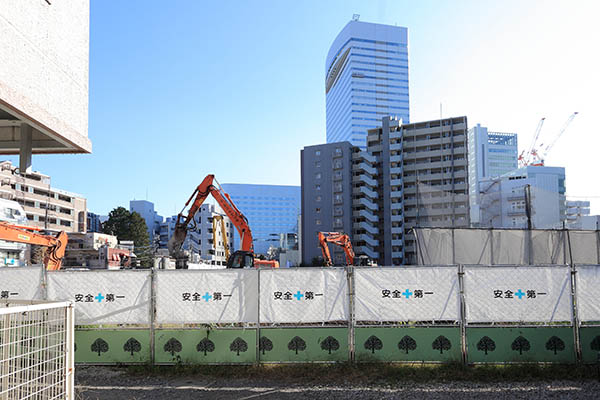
[167,224,187,256]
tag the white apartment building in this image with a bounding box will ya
[468,124,518,225]
[479,166,566,229]
[160,204,234,266]
[0,161,86,232]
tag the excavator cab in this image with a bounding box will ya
[226,250,255,269]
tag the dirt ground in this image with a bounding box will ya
[75,365,600,400]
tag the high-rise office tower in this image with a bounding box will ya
[325,18,409,148]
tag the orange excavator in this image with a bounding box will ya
[168,174,278,269]
[0,222,68,270]
[318,231,355,267]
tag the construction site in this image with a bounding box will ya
[1,1,599,399]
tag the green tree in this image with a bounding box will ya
[102,207,152,267]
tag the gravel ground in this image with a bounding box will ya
[75,366,600,400]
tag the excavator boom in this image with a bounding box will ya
[318,231,355,266]
[0,222,68,270]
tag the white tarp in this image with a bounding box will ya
[463,266,572,323]
[455,230,491,264]
[0,266,44,300]
[575,265,600,323]
[415,229,452,265]
[491,230,530,265]
[155,269,258,324]
[47,270,151,324]
[531,230,566,264]
[259,268,348,323]
[354,267,460,322]
[568,231,598,264]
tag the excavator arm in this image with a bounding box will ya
[318,231,355,266]
[0,222,68,270]
[168,174,254,258]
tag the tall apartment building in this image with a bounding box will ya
[301,116,469,266]
[130,200,163,243]
[86,211,103,233]
[566,200,591,228]
[468,124,518,225]
[479,166,566,229]
[0,161,86,232]
[326,18,409,148]
[220,184,300,255]
[159,204,233,266]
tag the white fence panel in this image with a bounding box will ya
[155,269,258,324]
[415,228,453,265]
[354,267,460,322]
[491,230,529,265]
[455,230,491,264]
[568,231,598,264]
[259,268,348,323]
[47,270,151,324]
[575,265,600,323]
[0,266,44,300]
[463,266,571,323]
[531,230,565,264]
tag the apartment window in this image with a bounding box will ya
[334,194,343,204]
[333,182,343,193]
[333,159,343,169]
[316,219,322,225]
[316,208,321,213]
[60,220,71,227]
[334,147,343,157]
[315,150,321,156]
[315,196,322,202]
[315,173,322,180]
[316,184,321,191]
[315,161,321,168]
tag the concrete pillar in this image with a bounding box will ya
[19,123,32,173]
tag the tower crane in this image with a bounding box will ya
[518,112,578,167]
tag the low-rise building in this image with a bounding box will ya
[0,161,86,232]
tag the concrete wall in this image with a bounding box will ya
[0,0,91,153]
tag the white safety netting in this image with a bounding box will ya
[0,266,44,300]
[463,266,572,323]
[47,270,151,324]
[354,267,460,322]
[416,228,600,265]
[155,269,258,324]
[575,265,600,323]
[259,268,348,323]
[567,231,599,264]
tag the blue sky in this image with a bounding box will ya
[5,0,599,216]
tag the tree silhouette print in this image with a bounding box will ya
[196,338,215,356]
[511,336,530,355]
[288,336,307,355]
[398,335,417,354]
[364,335,383,354]
[123,338,141,356]
[432,336,452,354]
[91,338,109,356]
[259,336,273,355]
[164,338,182,356]
[230,337,248,356]
[590,336,600,352]
[545,336,565,355]
[320,336,340,354]
[477,336,496,355]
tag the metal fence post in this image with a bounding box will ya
[256,268,261,365]
[457,264,467,365]
[346,265,355,363]
[66,303,75,400]
[570,264,582,364]
[150,268,156,365]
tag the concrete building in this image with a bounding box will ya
[0,1,91,173]
[301,116,469,266]
[326,18,409,148]
[0,198,28,266]
[565,200,591,228]
[220,184,300,255]
[479,166,566,229]
[0,160,86,232]
[370,116,470,265]
[159,204,234,266]
[467,124,518,225]
[130,200,163,244]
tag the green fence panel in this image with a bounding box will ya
[258,327,348,362]
[579,326,600,364]
[154,329,256,364]
[355,327,461,362]
[466,327,575,363]
[75,329,151,364]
